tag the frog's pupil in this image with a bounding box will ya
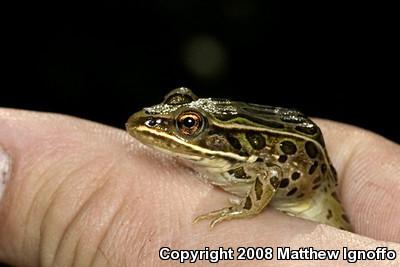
[183,117,196,128]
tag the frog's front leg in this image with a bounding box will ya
[194,164,282,228]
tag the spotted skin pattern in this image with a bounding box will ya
[223,131,349,230]
[126,87,352,231]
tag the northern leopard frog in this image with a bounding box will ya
[126,87,352,231]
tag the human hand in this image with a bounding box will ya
[0,108,399,266]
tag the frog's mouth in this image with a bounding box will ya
[127,113,248,171]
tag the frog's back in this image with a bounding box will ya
[228,102,325,146]
[211,102,351,230]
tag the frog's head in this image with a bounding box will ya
[126,87,247,169]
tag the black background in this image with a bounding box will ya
[0,2,398,265]
[3,1,399,143]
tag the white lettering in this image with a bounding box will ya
[158,246,234,263]
[277,247,340,260]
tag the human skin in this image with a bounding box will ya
[0,108,399,266]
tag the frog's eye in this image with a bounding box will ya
[163,87,198,105]
[176,111,204,136]
[165,94,194,105]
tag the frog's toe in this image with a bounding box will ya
[209,215,229,228]
[193,207,232,224]
[193,214,211,224]
[210,209,249,228]
[194,206,249,228]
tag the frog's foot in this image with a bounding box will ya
[193,206,247,228]
[194,163,281,228]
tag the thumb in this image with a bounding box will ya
[0,108,158,266]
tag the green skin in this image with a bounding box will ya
[126,87,352,231]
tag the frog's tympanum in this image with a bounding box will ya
[126,87,352,231]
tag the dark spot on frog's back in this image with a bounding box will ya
[245,132,266,150]
[327,209,333,220]
[280,140,297,155]
[313,176,322,184]
[279,178,290,188]
[287,187,298,196]
[255,178,263,200]
[226,134,242,150]
[291,171,301,180]
[229,167,249,179]
[305,141,318,158]
[241,105,277,116]
[278,155,288,163]
[246,116,285,129]
[270,176,280,189]
[321,163,327,174]
[262,120,285,129]
[312,184,321,190]
[244,196,252,210]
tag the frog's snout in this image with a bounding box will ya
[126,110,146,134]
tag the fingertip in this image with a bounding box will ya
[314,119,400,241]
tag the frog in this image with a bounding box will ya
[126,87,352,231]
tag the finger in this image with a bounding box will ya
[315,119,400,242]
[0,108,399,267]
[0,108,147,266]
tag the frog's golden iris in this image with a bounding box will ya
[176,110,204,136]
